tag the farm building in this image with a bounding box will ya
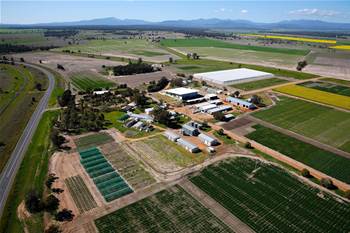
[207,105,232,114]
[182,124,200,136]
[128,112,154,122]
[177,138,199,153]
[226,97,256,110]
[194,68,274,86]
[93,90,110,95]
[164,87,200,100]
[164,131,180,142]
[187,121,202,129]
[198,133,218,146]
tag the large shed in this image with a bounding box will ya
[194,68,274,86]
[164,131,180,142]
[226,97,256,110]
[177,138,199,153]
[164,87,199,100]
[198,133,219,146]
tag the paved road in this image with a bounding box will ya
[0,63,55,218]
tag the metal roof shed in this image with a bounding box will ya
[198,133,219,146]
[164,131,180,142]
[177,138,199,153]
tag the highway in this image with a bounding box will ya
[0,63,55,218]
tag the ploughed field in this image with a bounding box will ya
[94,185,233,233]
[253,97,350,153]
[246,125,350,184]
[190,157,350,233]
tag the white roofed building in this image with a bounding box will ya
[194,68,274,86]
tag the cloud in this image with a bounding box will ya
[240,9,248,14]
[214,8,232,13]
[289,8,339,17]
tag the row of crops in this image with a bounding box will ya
[75,132,114,151]
[79,147,133,202]
[65,175,97,213]
[95,185,233,233]
[190,157,350,233]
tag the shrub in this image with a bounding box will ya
[55,209,75,222]
[245,142,253,149]
[320,178,335,189]
[344,190,350,199]
[25,190,43,213]
[301,168,311,178]
[44,194,60,212]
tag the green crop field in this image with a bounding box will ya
[231,78,289,91]
[101,142,155,190]
[321,78,350,87]
[65,175,97,213]
[70,72,115,91]
[79,147,133,202]
[55,39,171,58]
[299,81,350,97]
[95,185,233,233]
[247,125,350,184]
[190,157,350,233]
[253,97,350,152]
[175,46,302,67]
[161,38,309,55]
[75,132,114,151]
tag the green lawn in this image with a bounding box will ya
[0,111,58,233]
[95,185,233,233]
[161,38,309,55]
[247,125,350,184]
[253,96,350,152]
[70,72,115,91]
[190,157,350,233]
[231,78,289,91]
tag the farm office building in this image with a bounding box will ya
[193,68,274,85]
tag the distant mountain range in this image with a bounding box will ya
[3,17,350,31]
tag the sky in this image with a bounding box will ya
[1,1,350,24]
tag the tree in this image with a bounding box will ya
[137,57,143,64]
[296,60,307,71]
[51,129,66,148]
[345,190,350,200]
[25,190,43,213]
[171,78,184,87]
[321,178,335,189]
[169,57,173,63]
[216,129,225,136]
[250,95,262,106]
[213,111,225,121]
[52,188,64,194]
[45,225,62,233]
[44,194,60,212]
[301,168,311,178]
[152,107,173,127]
[20,57,25,62]
[233,91,240,97]
[186,53,191,59]
[57,64,65,70]
[46,173,59,189]
[55,209,74,222]
[58,90,74,107]
[35,83,43,91]
[245,142,253,149]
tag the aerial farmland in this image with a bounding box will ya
[1,3,350,233]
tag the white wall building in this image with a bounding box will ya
[194,68,274,86]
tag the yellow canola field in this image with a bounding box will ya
[274,84,350,110]
[243,34,336,44]
[330,45,350,50]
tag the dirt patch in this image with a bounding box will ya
[222,117,253,130]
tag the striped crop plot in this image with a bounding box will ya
[247,125,350,184]
[274,84,350,110]
[190,157,350,233]
[299,81,350,97]
[75,132,114,151]
[243,34,337,44]
[253,96,350,153]
[100,142,155,190]
[79,147,133,202]
[94,185,233,233]
[70,72,115,91]
[65,175,97,213]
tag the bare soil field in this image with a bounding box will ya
[111,69,175,88]
[10,52,126,77]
